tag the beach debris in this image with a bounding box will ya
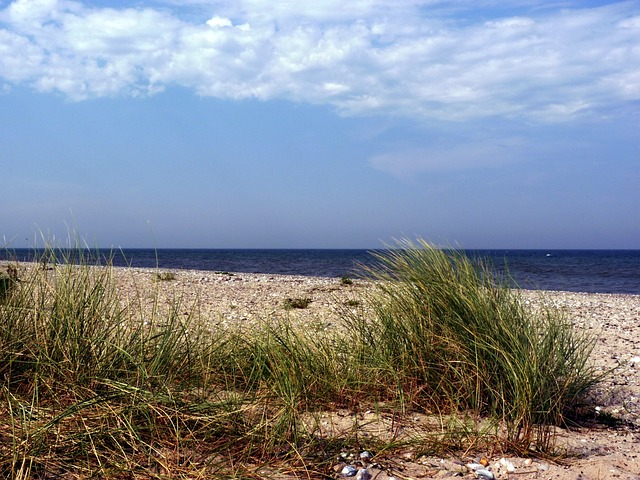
[473,469,495,480]
[340,465,358,477]
[466,462,495,479]
[499,458,516,473]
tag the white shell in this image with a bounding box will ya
[474,469,495,480]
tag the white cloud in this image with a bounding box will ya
[0,0,638,119]
[206,16,232,28]
[0,29,45,81]
[216,0,416,24]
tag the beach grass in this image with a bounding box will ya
[347,239,601,452]
[0,240,602,478]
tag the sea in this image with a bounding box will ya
[2,249,639,295]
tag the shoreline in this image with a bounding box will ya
[4,250,639,295]
[51,261,640,295]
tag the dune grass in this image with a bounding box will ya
[0,241,601,478]
[347,239,600,452]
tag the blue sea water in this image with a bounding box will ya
[2,248,639,295]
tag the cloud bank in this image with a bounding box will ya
[1,0,639,122]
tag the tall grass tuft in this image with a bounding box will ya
[348,239,600,451]
[0,246,230,478]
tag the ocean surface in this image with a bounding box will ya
[2,249,640,295]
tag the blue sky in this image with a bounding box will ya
[1,0,639,249]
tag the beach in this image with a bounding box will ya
[110,266,640,480]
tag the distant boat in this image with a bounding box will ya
[546,253,552,257]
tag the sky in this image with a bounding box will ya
[1,0,639,249]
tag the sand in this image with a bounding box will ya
[110,266,640,480]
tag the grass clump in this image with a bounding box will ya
[340,275,353,285]
[155,271,177,281]
[0,246,226,478]
[0,245,356,478]
[348,239,600,451]
[283,296,312,310]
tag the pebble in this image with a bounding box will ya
[341,465,358,477]
[360,450,373,461]
[498,458,515,473]
[356,468,372,480]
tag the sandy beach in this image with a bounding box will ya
[108,266,640,480]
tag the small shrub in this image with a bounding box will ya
[345,299,360,307]
[283,297,312,309]
[155,271,177,281]
[340,275,353,285]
